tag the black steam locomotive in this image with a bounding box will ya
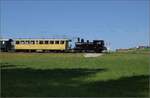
[74,38,107,53]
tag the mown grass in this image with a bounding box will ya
[0,52,150,97]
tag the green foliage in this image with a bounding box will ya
[0,52,149,97]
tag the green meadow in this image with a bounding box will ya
[0,52,149,97]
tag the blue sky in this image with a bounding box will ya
[0,0,149,49]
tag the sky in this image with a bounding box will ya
[0,0,149,49]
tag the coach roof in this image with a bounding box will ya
[14,38,70,41]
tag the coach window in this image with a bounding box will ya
[50,41,54,44]
[55,41,59,44]
[36,40,39,44]
[21,41,25,44]
[45,40,49,44]
[31,40,35,44]
[39,41,43,44]
[25,41,30,44]
[16,41,19,44]
[60,41,64,44]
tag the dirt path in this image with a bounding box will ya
[84,53,103,58]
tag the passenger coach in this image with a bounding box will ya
[14,38,70,52]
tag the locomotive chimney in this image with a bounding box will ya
[77,37,80,42]
[87,40,89,43]
[81,38,84,43]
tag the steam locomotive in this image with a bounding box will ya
[0,37,107,53]
[74,38,107,53]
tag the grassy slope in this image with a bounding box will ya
[0,52,149,97]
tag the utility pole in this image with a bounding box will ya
[148,30,150,47]
[106,41,111,53]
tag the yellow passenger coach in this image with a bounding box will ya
[14,38,70,52]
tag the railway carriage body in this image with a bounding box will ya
[14,38,70,52]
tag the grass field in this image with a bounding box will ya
[0,52,150,97]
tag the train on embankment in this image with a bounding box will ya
[0,37,107,53]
